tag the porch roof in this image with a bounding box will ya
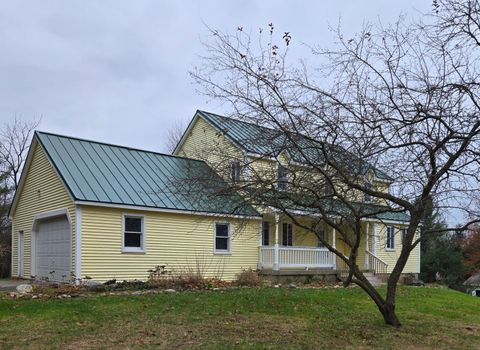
[266,196,410,223]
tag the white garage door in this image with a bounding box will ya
[36,216,71,282]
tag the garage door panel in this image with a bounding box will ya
[35,216,71,282]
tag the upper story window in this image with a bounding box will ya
[282,223,293,246]
[277,164,288,191]
[123,215,145,252]
[262,221,270,246]
[386,226,395,250]
[231,161,241,183]
[364,182,372,202]
[214,222,231,254]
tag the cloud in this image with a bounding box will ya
[0,0,430,153]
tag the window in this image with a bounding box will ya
[262,221,270,246]
[277,164,288,191]
[231,161,241,183]
[317,230,327,247]
[386,226,395,250]
[364,182,372,202]
[401,228,407,244]
[215,222,231,253]
[123,215,144,252]
[282,223,293,246]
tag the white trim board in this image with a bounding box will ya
[75,206,82,281]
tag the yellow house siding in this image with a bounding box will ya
[10,140,76,278]
[177,116,244,181]
[373,223,420,273]
[81,205,260,281]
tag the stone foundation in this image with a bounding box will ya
[260,269,339,284]
[260,270,419,285]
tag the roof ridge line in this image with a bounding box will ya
[35,130,205,163]
[197,109,279,132]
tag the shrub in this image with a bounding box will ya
[149,271,208,290]
[235,268,262,287]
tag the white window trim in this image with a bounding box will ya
[214,221,231,255]
[386,226,395,251]
[122,213,146,253]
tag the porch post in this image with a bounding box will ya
[365,222,370,269]
[372,223,377,255]
[332,226,336,269]
[258,221,263,269]
[274,212,280,271]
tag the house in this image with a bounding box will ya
[10,110,420,283]
[174,110,420,277]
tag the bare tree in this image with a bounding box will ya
[0,117,40,189]
[165,120,187,154]
[0,117,39,277]
[189,1,480,326]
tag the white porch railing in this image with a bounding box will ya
[259,246,335,270]
[365,250,388,274]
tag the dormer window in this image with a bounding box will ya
[231,161,241,182]
[364,182,372,202]
[277,164,288,191]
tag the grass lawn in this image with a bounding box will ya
[0,286,479,349]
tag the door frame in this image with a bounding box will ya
[30,208,72,279]
[18,231,24,278]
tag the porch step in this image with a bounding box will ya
[337,271,384,286]
[365,274,384,286]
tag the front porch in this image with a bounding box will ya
[259,245,336,270]
[257,213,389,275]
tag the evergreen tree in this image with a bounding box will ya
[420,199,464,285]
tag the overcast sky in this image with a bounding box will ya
[1,0,432,153]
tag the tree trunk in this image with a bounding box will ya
[349,265,403,327]
[380,303,401,327]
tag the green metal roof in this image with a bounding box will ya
[274,196,410,223]
[36,131,260,217]
[198,110,393,182]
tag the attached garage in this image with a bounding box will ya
[33,214,71,282]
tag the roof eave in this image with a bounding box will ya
[74,200,262,219]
